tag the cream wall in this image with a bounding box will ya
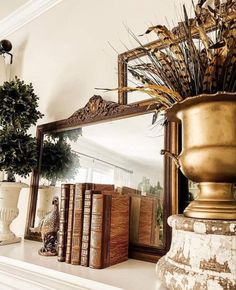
[8,0,192,237]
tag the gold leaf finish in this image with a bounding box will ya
[167,92,236,219]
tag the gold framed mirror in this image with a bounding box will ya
[25,94,182,262]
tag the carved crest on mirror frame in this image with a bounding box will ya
[67,95,133,125]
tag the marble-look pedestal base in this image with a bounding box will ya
[156,215,236,290]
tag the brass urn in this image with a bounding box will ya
[166,92,236,220]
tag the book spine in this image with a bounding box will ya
[65,184,75,264]
[130,196,141,243]
[151,198,158,245]
[80,190,93,267]
[71,184,85,265]
[138,197,153,245]
[89,194,104,269]
[102,195,112,268]
[57,184,70,262]
[108,195,129,267]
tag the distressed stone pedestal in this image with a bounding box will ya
[156,215,236,290]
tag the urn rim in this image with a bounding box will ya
[0,182,29,189]
[165,91,236,122]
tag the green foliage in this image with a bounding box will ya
[41,128,82,184]
[0,77,43,130]
[41,140,80,185]
[46,128,82,142]
[0,77,43,181]
[156,204,163,225]
[0,129,38,180]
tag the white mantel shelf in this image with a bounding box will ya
[0,240,167,290]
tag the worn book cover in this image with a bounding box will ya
[138,196,158,245]
[71,183,92,265]
[57,183,73,262]
[65,184,75,264]
[80,189,99,267]
[89,193,129,269]
[80,184,114,267]
[130,195,141,243]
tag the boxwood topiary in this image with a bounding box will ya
[0,77,43,130]
[0,129,38,181]
[0,77,43,181]
[40,139,80,186]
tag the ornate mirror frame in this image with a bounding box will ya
[25,93,181,262]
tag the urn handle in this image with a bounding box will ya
[160,149,180,168]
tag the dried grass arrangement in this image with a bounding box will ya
[107,0,236,110]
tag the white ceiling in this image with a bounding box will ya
[0,0,28,21]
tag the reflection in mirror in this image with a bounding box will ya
[35,129,82,226]
[185,180,200,213]
[188,181,200,201]
[35,113,164,248]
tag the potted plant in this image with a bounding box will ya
[41,138,80,186]
[114,0,236,220]
[36,130,81,223]
[0,77,43,245]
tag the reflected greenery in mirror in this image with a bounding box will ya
[188,180,199,201]
[40,128,82,186]
[48,128,82,142]
[41,140,80,186]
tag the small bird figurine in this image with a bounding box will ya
[30,196,59,256]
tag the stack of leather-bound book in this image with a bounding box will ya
[57,183,130,269]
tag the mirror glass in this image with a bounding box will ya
[35,113,165,247]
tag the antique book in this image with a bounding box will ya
[80,184,114,267]
[129,195,159,245]
[120,186,141,196]
[80,189,98,267]
[92,184,114,192]
[71,183,92,265]
[89,193,130,269]
[138,196,158,245]
[120,187,141,244]
[130,195,141,244]
[65,184,75,264]
[57,183,72,262]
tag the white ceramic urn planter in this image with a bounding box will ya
[0,182,28,245]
